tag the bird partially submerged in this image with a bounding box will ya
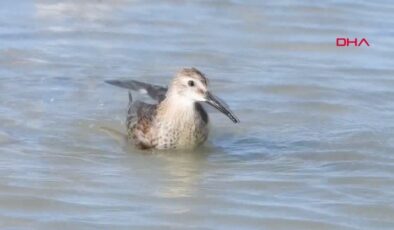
[106,67,239,150]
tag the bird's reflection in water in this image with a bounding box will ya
[152,148,210,198]
[132,146,211,199]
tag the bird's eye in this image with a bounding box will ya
[188,80,195,87]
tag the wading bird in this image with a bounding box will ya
[106,67,239,150]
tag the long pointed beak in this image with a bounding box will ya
[205,92,239,123]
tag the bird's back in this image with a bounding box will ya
[126,93,158,149]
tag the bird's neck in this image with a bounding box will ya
[157,95,208,149]
[158,95,197,124]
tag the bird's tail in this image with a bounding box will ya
[127,91,134,118]
[128,91,133,106]
[126,91,135,130]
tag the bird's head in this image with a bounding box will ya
[168,67,239,123]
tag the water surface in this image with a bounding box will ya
[1,0,394,229]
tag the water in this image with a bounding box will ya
[1,0,394,229]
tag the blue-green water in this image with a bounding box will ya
[1,1,394,229]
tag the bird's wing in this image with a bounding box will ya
[105,79,167,102]
[126,92,157,130]
[126,92,158,149]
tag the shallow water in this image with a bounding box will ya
[1,0,394,229]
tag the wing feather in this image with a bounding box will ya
[105,80,167,102]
